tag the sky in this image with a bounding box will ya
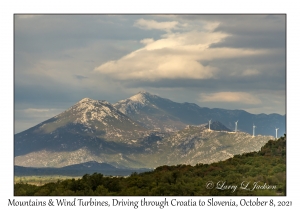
[14,14,286,134]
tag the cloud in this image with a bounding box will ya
[241,69,260,76]
[140,38,154,45]
[74,74,88,80]
[20,108,63,118]
[95,28,269,82]
[24,108,53,113]
[134,18,179,32]
[199,92,261,105]
[15,108,65,133]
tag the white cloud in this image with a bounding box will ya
[24,108,53,113]
[241,69,260,76]
[134,18,179,32]
[203,21,220,32]
[228,68,262,77]
[18,108,64,118]
[140,38,155,45]
[95,27,269,81]
[15,108,65,133]
[199,92,261,105]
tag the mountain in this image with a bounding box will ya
[123,124,274,167]
[15,98,147,156]
[15,122,273,168]
[205,121,232,132]
[62,161,116,170]
[15,161,150,176]
[14,92,283,171]
[113,91,186,132]
[114,91,286,136]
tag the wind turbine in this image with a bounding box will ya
[275,127,279,140]
[208,119,212,131]
[235,120,238,132]
[253,124,256,137]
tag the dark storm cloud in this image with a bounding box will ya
[212,15,285,49]
[209,32,285,49]
[172,14,286,49]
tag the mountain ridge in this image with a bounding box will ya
[15,161,151,176]
[14,91,283,169]
[113,91,285,136]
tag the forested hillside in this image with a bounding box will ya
[15,135,286,196]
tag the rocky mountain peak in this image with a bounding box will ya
[78,97,94,103]
[129,91,159,102]
[114,92,153,115]
[77,98,110,106]
[129,92,148,104]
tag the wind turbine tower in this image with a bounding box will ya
[235,120,238,133]
[253,124,256,137]
[208,119,212,131]
[275,128,279,140]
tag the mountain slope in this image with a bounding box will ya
[15,122,273,168]
[122,124,273,167]
[114,91,186,132]
[15,98,147,156]
[15,161,150,176]
[14,92,284,170]
[114,92,285,136]
[205,121,232,131]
